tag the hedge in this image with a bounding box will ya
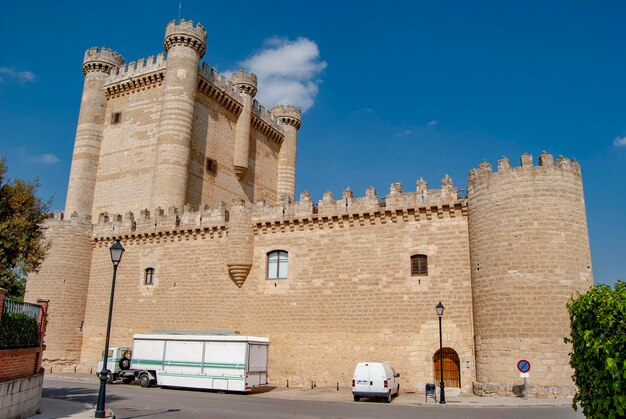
[0,312,38,348]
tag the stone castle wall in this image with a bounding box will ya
[468,152,593,397]
[76,183,475,392]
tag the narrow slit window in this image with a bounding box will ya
[144,267,155,285]
[411,254,428,276]
[111,112,122,124]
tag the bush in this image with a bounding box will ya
[0,312,38,348]
[566,280,626,419]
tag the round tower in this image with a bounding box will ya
[226,202,253,288]
[467,152,593,397]
[150,19,207,210]
[24,214,94,370]
[231,71,257,180]
[271,105,302,202]
[65,47,124,217]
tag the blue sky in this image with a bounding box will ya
[0,1,624,286]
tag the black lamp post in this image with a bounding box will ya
[95,240,125,418]
[436,302,446,404]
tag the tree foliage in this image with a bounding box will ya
[0,157,50,299]
[566,280,626,419]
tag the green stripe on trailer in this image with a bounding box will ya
[132,359,245,369]
[158,372,245,380]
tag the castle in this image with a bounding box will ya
[25,19,593,397]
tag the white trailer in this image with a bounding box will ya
[128,332,269,392]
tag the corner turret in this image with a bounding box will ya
[65,47,125,217]
[150,19,208,210]
[271,105,302,202]
[467,152,592,397]
[231,71,258,180]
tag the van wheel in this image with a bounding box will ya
[122,377,133,385]
[385,391,392,403]
[395,384,400,397]
[353,395,360,402]
[119,357,131,370]
[139,374,151,388]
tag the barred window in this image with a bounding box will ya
[411,254,428,276]
[267,250,288,279]
[144,267,155,285]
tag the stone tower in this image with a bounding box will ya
[150,19,207,210]
[65,48,124,217]
[467,152,593,396]
[271,105,302,201]
[231,71,257,180]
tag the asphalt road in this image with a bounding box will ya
[43,377,585,419]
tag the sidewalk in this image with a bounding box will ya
[35,373,575,418]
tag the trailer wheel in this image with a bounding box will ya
[106,373,114,384]
[139,373,151,388]
[122,377,133,385]
[119,357,131,370]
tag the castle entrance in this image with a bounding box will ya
[433,347,461,388]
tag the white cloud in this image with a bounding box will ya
[395,130,413,138]
[428,120,438,127]
[239,37,326,112]
[613,136,626,147]
[17,147,59,165]
[0,67,36,83]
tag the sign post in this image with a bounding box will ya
[517,360,531,400]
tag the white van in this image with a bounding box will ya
[352,362,400,403]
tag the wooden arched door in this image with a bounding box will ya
[433,347,461,388]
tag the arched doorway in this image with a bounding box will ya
[433,347,461,388]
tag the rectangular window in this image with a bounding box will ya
[411,254,428,276]
[111,112,122,124]
[267,250,288,279]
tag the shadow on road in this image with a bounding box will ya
[43,386,128,404]
[120,408,181,419]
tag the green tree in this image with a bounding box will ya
[566,280,626,419]
[0,157,50,299]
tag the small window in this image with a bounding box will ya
[111,112,122,124]
[411,254,428,276]
[144,267,155,285]
[267,250,288,279]
[206,158,217,175]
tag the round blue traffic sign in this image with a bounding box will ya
[517,359,531,373]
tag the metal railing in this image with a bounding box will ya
[3,299,42,324]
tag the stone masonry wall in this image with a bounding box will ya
[25,216,93,368]
[78,185,475,392]
[468,153,593,397]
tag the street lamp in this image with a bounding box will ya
[436,301,446,404]
[95,240,125,418]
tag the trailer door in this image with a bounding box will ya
[247,344,268,387]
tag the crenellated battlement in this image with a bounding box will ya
[468,151,581,186]
[82,47,124,75]
[230,70,257,97]
[81,175,466,242]
[164,19,207,57]
[271,105,302,130]
[104,53,167,98]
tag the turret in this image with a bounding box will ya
[226,202,254,288]
[271,105,302,202]
[150,19,207,210]
[231,71,257,180]
[65,47,124,217]
[467,152,593,397]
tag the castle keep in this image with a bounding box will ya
[25,19,593,397]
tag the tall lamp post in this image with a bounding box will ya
[436,302,446,404]
[95,240,125,418]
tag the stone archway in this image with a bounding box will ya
[433,347,461,388]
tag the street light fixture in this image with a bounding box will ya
[436,301,446,404]
[95,240,125,418]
